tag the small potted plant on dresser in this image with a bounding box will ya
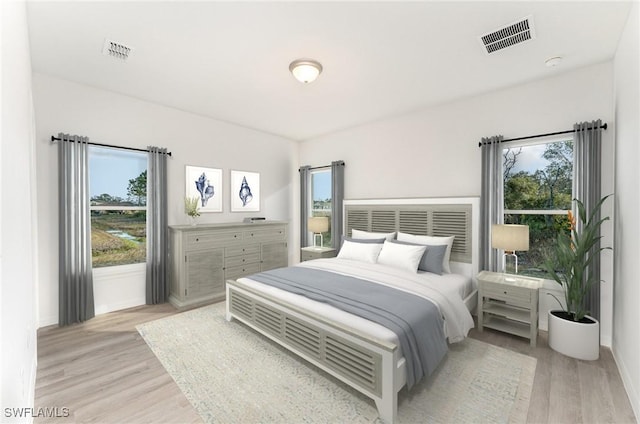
[543,195,611,360]
[184,196,200,225]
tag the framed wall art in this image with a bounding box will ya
[231,170,260,212]
[186,166,222,212]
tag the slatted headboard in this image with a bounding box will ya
[343,197,480,279]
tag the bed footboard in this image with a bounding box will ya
[225,279,404,424]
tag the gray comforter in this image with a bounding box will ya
[248,266,447,389]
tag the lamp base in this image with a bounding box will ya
[503,251,519,275]
[313,233,324,249]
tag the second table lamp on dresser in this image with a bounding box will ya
[308,216,329,249]
[492,224,529,274]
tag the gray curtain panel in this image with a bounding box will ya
[299,165,311,251]
[573,120,603,320]
[479,135,504,272]
[58,133,95,325]
[146,146,169,304]
[331,160,345,249]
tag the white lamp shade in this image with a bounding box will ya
[289,59,322,83]
[491,224,529,251]
[308,216,329,233]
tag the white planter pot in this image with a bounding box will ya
[548,310,599,360]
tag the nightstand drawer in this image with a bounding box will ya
[301,251,321,261]
[300,247,337,262]
[482,280,532,302]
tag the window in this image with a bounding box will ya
[89,146,147,268]
[503,139,573,277]
[310,168,332,247]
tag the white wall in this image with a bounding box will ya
[299,62,616,345]
[32,73,298,326]
[1,0,39,420]
[613,2,640,418]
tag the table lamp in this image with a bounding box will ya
[308,217,329,249]
[491,224,529,274]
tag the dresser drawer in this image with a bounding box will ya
[482,280,532,303]
[225,262,261,280]
[243,226,287,242]
[225,244,260,258]
[186,230,242,249]
[225,253,261,268]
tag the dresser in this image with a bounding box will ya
[169,221,288,309]
[477,270,543,347]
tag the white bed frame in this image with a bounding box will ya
[225,197,479,424]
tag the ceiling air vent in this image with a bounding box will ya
[479,16,536,55]
[102,38,133,61]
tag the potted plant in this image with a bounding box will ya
[543,195,611,360]
[184,196,200,225]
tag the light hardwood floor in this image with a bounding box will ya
[35,302,636,424]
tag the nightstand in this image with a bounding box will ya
[300,246,337,262]
[477,270,543,347]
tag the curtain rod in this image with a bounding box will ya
[298,162,345,172]
[477,123,608,147]
[50,135,172,157]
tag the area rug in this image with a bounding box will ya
[137,302,536,423]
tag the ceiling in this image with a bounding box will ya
[26,1,633,141]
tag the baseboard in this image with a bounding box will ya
[39,314,58,328]
[612,346,639,421]
[94,298,145,316]
[39,298,147,327]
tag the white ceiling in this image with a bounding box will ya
[26,1,633,141]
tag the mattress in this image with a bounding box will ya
[237,258,475,347]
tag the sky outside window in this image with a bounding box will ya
[505,140,572,176]
[89,146,147,201]
[312,170,331,201]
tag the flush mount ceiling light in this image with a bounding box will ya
[289,59,323,84]
[545,56,563,67]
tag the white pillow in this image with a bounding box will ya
[397,232,455,273]
[337,239,384,263]
[377,240,427,273]
[351,229,396,241]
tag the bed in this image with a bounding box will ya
[225,197,480,424]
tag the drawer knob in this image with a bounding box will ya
[195,238,199,242]
[504,291,507,294]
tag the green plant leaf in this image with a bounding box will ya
[544,195,612,321]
